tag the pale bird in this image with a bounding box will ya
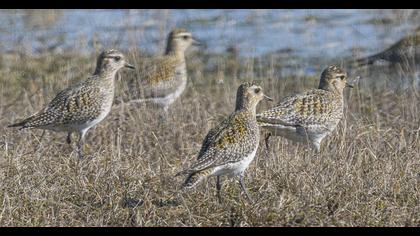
[8,49,135,159]
[125,28,202,112]
[257,65,352,152]
[176,82,272,203]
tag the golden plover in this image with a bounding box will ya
[8,49,135,158]
[127,28,201,112]
[355,27,420,67]
[257,65,352,152]
[176,82,272,203]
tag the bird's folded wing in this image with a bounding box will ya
[126,56,184,100]
[257,90,334,127]
[42,81,103,124]
[189,112,254,171]
[197,115,232,159]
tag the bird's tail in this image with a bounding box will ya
[7,113,44,130]
[176,168,211,190]
[256,114,285,128]
[257,120,274,127]
[7,119,29,130]
[175,168,189,177]
[182,171,208,189]
[256,114,266,125]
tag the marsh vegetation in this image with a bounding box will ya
[0,9,418,226]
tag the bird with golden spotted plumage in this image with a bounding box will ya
[125,28,202,112]
[176,82,273,204]
[8,49,135,159]
[257,65,353,152]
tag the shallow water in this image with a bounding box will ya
[0,9,418,59]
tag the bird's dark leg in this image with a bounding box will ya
[216,176,223,204]
[264,132,272,158]
[66,132,72,145]
[239,174,254,204]
[77,130,87,159]
[159,106,169,122]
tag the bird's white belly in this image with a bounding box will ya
[152,77,187,108]
[84,107,110,129]
[267,124,332,143]
[211,147,258,177]
[266,125,304,142]
[69,97,113,132]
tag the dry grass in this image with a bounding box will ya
[0,48,419,227]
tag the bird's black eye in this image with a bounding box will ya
[114,56,121,61]
[182,35,190,40]
[337,75,346,80]
[254,88,261,93]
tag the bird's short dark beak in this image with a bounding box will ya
[345,82,354,88]
[264,94,274,101]
[124,62,135,69]
[192,38,204,47]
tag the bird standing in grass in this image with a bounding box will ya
[8,49,135,159]
[125,28,202,113]
[176,82,272,203]
[257,65,352,152]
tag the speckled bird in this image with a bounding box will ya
[257,65,352,152]
[126,28,201,112]
[8,49,135,158]
[355,27,420,67]
[176,82,272,203]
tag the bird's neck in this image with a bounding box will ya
[235,100,257,116]
[94,67,118,77]
[319,85,344,98]
[92,69,118,87]
[165,46,185,62]
[331,89,344,98]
